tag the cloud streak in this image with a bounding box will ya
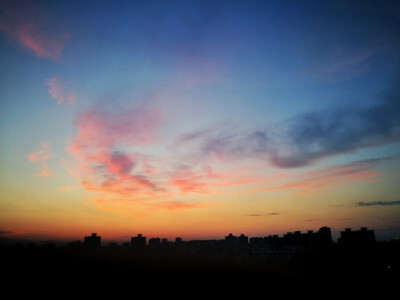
[27,142,54,177]
[176,76,400,169]
[0,1,68,59]
[247,212,280,217]
[47,77,76,105]
[148,201,204,211]
[0,229,25,237]
[247,155,396,194]
[357,201,400,207]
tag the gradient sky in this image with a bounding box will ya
[1,0,399,243]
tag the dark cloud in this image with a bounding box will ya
[0,229,24,236]
[0,230,13,236]
[269,83,400,167]
[357,201,400,207]
[247,212,280,217]
[178,76,400,169]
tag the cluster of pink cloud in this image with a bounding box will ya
[64,99,390,209]
[46,77,76,105]
[169,164,221,193]
[27,142,54,177]
[67,105,164,200]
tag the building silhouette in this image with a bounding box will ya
[223,233,249,253]
[317,226,333,248]
[84,233,101,248]
[131,234,146,251]
[238,234,249,252]
[149,237,161,248]
[69,226,375,261]
[338,227,376,247]
[225,233,237,253]
[249,227,334,260]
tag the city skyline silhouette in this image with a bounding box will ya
[1,1,399,290]
[2,224,398,288]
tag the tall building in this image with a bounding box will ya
[317,226,333,248]
[238,234,249,252]
[131,234,146,250]
[84,233,101,248]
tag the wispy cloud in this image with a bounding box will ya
[169,164,222,193]
[301,45,376,84]
[247,155,397,194]
[64,75,400,208]
[148,201,204,211]
[27,142,54,177]
[0,1,68,60]
[0,229,26,237]
[175,76,400,169]
[357,201,400,207]
[247,212,280,217]
[46,77,76,105]
[59,186,75,192]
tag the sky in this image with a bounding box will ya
[0,0,399,243]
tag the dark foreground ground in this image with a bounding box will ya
[1,241,399,294]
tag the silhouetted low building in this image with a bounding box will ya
[42,242,56,249]
[184,239,225,254]
[162,238,168,246]
[122,242,131,249]
[149,237,161,248]
[68,240,82,249]
[338,227,376,247]
[84,233,101,248]
[250,227,333,260]
[108,242,119,248]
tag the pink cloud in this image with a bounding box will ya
[0,2,68,60]
[46,77,76,105]
[69,106,160,157]
[169,164,223,193]
[248,159,384,194]
[67,105,163,199]
[27,142,54,177]
[27,142,50,162]
[12,23,67,59]
[148,201,204,211]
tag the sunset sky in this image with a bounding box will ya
[1,0,399,243]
